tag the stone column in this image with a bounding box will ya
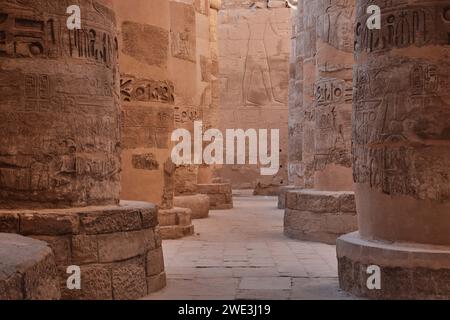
[0,0,165,299]
[284,0,358,244]
[279,1,304,209]
[337,0,450,299]
[114,0,194,240]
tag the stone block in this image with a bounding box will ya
[79,208,142,235]
[20,212,80,236]
[97,229,156,263]
[71,234,99,265]
[146,247,165,276]
[0,212,20,233]
[111,258,147,300]
[0,233,60,300]
[31,235,72,266]
[60,264,112,300]
[174,194,210,219]
[147,272,167,293]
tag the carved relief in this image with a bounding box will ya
[121,106,173,150]
[132,153,159,170]
[355,3,450,54]
[0,0,120,208]
[352,59,450,201]
[0,1,118,67]
[120,76,175,104]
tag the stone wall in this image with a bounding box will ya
[217,3,290,192]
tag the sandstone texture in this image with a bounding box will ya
[337,0,450,299]
[284,0,357,244]
[0,0,121,209]
[217,4,290,193]
[174,194,210,219]
[0,201,166,300]
[196,183,234,209]
[0,233,60,300]
[158,207,195,239]
[284,190,357,244]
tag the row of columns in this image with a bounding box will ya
[287,0,450,298]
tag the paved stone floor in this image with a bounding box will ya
[144,195,356,300]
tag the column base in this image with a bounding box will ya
[284,189,357,244]
[277,185,298,209]
[174,194,210,219]
[0,233,60,300]
[196,183,234,210]
[337,232,450,299]
[158,207,195,239]
[0,201,166,300]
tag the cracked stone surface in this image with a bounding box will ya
[144,195,357,300]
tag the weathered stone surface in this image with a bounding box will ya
[79,208,142,235]
[338,0,450,300]
[174,194,210,219]
[111,258,148,300]
[60,264,112,300]
[160,224,195,240]
[217,6,290,191]
[0,0,121,209]
[0,213,19,233]
[196,183,234,209]
[0,233,60,300]
[147,272,167,293]
[20,213,80,236]
[97,229,156,263]
[277,185,297,209]
[337,233,450,300]
[284,190,357,244]
[115,0,175,210]
[158,207,194,239]
[71,235,99,265]
[146,247,165,276]
[121,21,169,67]
[31,235,71,266]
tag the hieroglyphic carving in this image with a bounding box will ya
[317,0,355,52]
[132,153,159,170]
[120,76,175,104]
[121,105,173,150]
[0,0,120,208]
[0,1,118,67]
[174,106,202,125]
[170,1,196,62]
[313,78,352,170]
[355,2,450,54]
[353,59,450,201]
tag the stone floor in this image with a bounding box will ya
[144,194,356,300]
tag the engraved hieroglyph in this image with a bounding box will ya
[218,5,290,191]
[338,0,450,300]
[114,0,176,209]
[0,0,120,208]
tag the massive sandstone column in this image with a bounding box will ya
[337,0,450,299]
[279,0,304,209]
[284,0,358,244]
[114,0,195,239]
[0,0,165,299]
